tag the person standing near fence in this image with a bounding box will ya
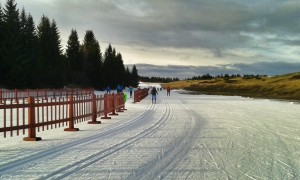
[129,86,133,98]
[106,86,111,94]
[167,86,171,96]
[117,84,123,93]
[150,87,158,104]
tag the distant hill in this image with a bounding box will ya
[162,72,300,100]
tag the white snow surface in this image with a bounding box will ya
[138,82,162,90]
[1,89,300,179]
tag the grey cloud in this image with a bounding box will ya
[212,48,223,58]
[4,0,300,70]
[11,0,300,49]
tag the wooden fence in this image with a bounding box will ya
[0,93,125,141]
[134,88,149,103]
[0,88,94,103]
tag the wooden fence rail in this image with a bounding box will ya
[0,93,125,141]
[0,88,94,103]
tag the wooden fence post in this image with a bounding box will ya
[23,96,42,141]
[133,90,139,103]
[64,95,79,131]
[0,89,2,103]
[14,89,18,103]
[116,93,124,113]
[101,94,112,119]
[109,93,118,116]
[88,94,101,124]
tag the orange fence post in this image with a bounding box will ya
[23,96,42,141]
[0,89,2,103]
[88,94,101,124]
[133,90,139,103]
[14,89,18,103]
[101,94,112,119]
[109,93,118,116]
[64,95,79,131]
[116,93,124,113]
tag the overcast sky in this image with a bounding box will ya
[2,0,300,78]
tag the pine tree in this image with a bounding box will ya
[111,48,118,87]
[19,8,38,88]
[50,20,65,87]
[37,15,52,87]
[37,16,64,88]
[103,44,114,88]
[103,44,127,89]
[24,14,38,88]
[131,65,139,87]
[81,30,102,89]
[124,66,131,87]
[115,52,125,86]
[0,5,4,87]
[66,29,81,71]
[2,0,24,88]
[66,29,87,87]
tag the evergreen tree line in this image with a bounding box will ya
[187,73,268,80]
[0,0,139,90]
[139,76,179,83]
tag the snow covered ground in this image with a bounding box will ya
[0,88,300,179]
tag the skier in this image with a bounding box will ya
[150,87,158,104]
[129,86,133,98]
[167,86,171,96]
[106,86,111,94]
[117,84,123,93]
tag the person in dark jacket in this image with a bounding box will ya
[167,86,171,96]
[117,84,122,93]
[129,86,133,98]
[106,86,111,94]
[150,87,158,104]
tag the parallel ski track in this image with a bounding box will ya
[0,101,155,174]
[127,100,205,180]
[41,99,172,179]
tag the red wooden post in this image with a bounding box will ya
[116,93,124,112]
[0,88,2,103]
[64,95,79,131]
[101,94,112,119]
[23,96,42,141]
[109,93,118,116]
[88,94,101,124]
[134,90,140,102]
[14,89,18,103]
